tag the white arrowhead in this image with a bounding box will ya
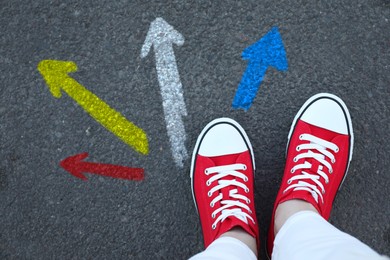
[141,18,188,167]
[141,18,184,59]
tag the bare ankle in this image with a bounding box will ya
[274,200,319,236]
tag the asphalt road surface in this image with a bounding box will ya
[1,0,389,259]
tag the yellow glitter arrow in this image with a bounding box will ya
[38,60,149,155]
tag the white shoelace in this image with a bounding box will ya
[284,133,339,204]
[205,163,255,230]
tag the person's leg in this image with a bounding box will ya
[272,210,389,260]
[267,93,388,260]
[189,118,259,260]
[190,236,257,260]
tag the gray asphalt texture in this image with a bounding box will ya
[1,0,389,259]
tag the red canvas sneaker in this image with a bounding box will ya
[267,93,354,258]
[190,118,260,249]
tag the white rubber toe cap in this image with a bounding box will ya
[300,93,350,135]
[198,118,249,157]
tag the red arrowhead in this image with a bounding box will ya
[60,153,144,181]
[60,153,89,180]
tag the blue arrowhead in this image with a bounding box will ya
[232,27,288,110]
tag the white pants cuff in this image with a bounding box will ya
[272,211,388,260]
[189,237,256,260]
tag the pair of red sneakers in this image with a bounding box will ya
[190,93,354,257]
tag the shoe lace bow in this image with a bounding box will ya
[284,133,339,204]
[205,163,255,230]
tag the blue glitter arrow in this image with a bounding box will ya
[232,27,288,110]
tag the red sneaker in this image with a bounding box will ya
[267,93,354,258]
[191,118,260,249]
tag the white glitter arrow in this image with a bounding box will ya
[141,17,188,168]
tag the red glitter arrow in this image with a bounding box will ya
[60,153,144,181]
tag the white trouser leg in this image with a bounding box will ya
[272,211,389,260]
[190,237,257,260]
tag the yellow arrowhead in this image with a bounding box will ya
[37,60,149,155]
[38,60,77,98]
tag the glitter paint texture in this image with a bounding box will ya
[232,27,288,110]
[141,18,188,167]
[38,60,149,155]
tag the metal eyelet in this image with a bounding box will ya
[206,180,211,186]
[296,146,301,152]
[245,188,249,193]
[208,191,212,197]
[243,165,247,170]
[322,190,326,194]
[244,176,248,182]
[212,224,216,230]
[210,202,214,207]
[335,147,339,153]
[331,158,336,163]
[299,134,304,140]
[329,169,333,174]
[204,169,209,175]
[293,157,298,162]
[287,179,292,184]
[211,213,215,219]
[246,199,250,204]
[290,168,295,173]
